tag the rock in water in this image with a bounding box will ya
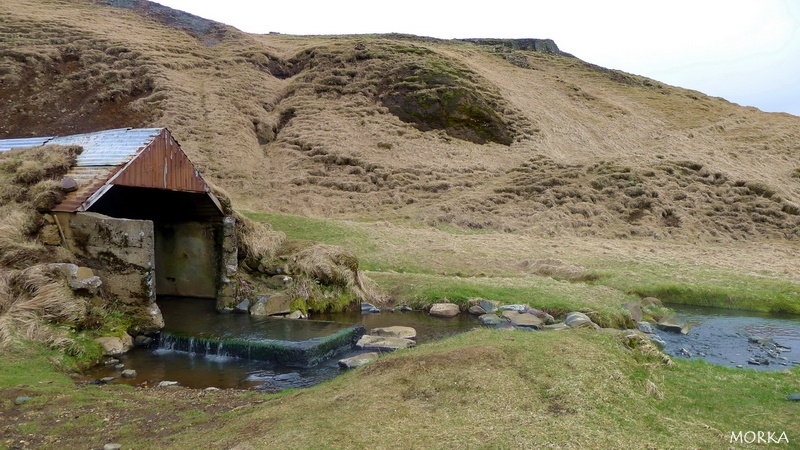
[356,335,415,351]
[369,326,417,340]
[95,334,133,356]
[429,303,460,318]
[479,314,503,326]
[121,369,137,378]
[656,315,689,334]
[501,310,543,329]
[338,352,380,369]
[468,305,486,315]
[361,302,381,313]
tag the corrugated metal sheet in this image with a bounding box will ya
[0,128,162,166]
[51,166,123,213]
[50,127,163,166]
[112,129,208,193]
[0,136,54,152]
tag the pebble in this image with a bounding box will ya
[787,394,800,401]
[14,397,32,405]
[104,359,120,366]
[100,377,115,384]
[114,364,125,370]
[104,444,122,450]
[158,381,179,387]
[204,387,220,392]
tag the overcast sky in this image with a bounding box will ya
[154,0,800,116]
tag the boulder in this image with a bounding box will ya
[429,303,460,318]
[265,275,293,289]
[528,308,555,324]
[479,314,503,326]
[498,304,528,313]
[356,335,415,351]
[657,315,689,334]
[501,310,543,329]
[250,293,292,316]
[95,334,133,356]
[234,299,250,314]
[467,298,499,314]
[479,299,499,313]
[134,335,153,347]
[60,176,79,192]
[564,312,598,329]
[637,322,654,334]
[641,297,663,307]
[286,310,306,319]
[338,352,380,369]
[14,397,32,405]
[361,302,381,313]
[468,305,487,315]
[622,301,644,322]
[47,263,103,295]
[121,369,137,378]
[369,326,417,340]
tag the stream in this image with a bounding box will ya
[86,297,479,391]
[652,304,800,370]
[86,300,800,391]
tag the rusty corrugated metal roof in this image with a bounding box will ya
[0,128,222,217]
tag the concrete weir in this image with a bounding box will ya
[157,324,366,368]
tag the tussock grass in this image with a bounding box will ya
[0,144,81,269]
[234,212,286,263]
[0,265,87,349]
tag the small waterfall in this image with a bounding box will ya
[156,324,365,368]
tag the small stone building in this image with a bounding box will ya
[0,128,237,332]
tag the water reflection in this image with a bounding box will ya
[653,304,800,370]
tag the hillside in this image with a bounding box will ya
[2,0,799,247]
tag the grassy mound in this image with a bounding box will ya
[282,38,523,145]
[158,329,798,449]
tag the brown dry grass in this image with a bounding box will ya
[2,0,799,284]
[0,264,87,349]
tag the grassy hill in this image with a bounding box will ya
[2,1,800,448]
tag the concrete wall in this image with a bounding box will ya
[155,222,217,298]
[58,212,164,333]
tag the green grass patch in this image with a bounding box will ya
[596,262,800,314]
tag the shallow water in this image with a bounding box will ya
[653,304,800,371]
[86,299,479,390]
